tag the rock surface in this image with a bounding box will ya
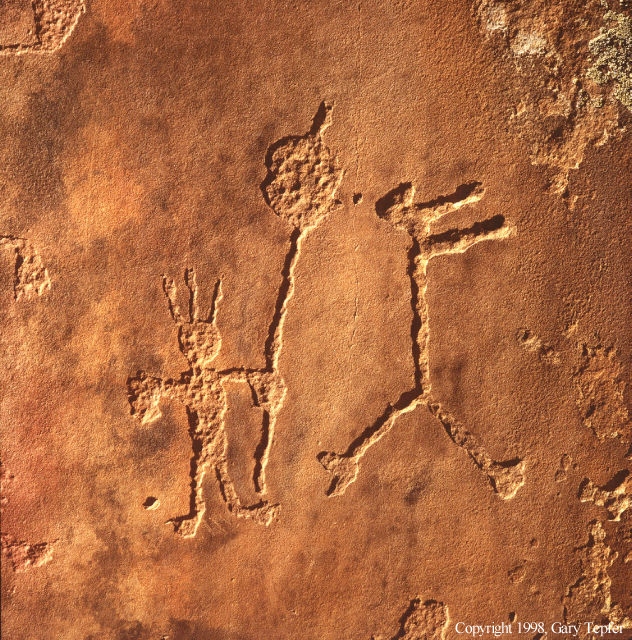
[0,0,630,638]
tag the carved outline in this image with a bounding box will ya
[318,181,525,499]
[127,102,342,536]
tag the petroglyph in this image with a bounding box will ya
[1,427,56,575]
[508,563,526,584]
[0,236,51,300]
[1,533,55,572]
[428,403,525,500]
[0,0,85,55]
[259,100,342,377]
[517,328,559,365]
[609,607,632,632]
[128,271,280,536]
[563,520,631,632]
[573,344,630,445]
[474,0,553,62]
[564,520,614,623]
[143,496,160,510]
[555,453,573,483]
[128,103,341,536]
[261,100,342,234]
[520,334,630,448]
[372,599,450,640]
[579,471,631,522]
[318,181,524,499]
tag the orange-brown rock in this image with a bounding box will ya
[1,1,630,638]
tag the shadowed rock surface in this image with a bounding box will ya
[1,0,630,638]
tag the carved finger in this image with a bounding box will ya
[208,278,223,324]
[185,267,199,321]
[162,275,182,324]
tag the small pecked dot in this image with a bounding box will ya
[143,497,160,510]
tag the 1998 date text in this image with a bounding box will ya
[454,622,625,637]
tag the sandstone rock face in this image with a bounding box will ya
[0,1,630,639]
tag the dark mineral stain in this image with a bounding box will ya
[169,619,254,640]
[404,483,424,506]
[81,529,133,628]
[115,621,153,640]
[3,21,111,231]
[404,469,432,506]
[7,91,68,228]
[84,620,153,640]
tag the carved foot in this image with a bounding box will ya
[235,500,280,526]
[317,451,360,497]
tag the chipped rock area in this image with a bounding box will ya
[474,0,630,195]
[0,1,630,639]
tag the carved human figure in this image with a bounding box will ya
[128,102,342,536]
[318,181,525,499]
[128,270,279,537]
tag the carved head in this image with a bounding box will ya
[163,270,223,369]
[178,321,221,366]
[261,102,343,232]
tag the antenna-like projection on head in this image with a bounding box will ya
[162,270,222,326]
[208,278,223,324]
[309,101,334,137]
[162,275,183,324]
[185,268,199,321]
